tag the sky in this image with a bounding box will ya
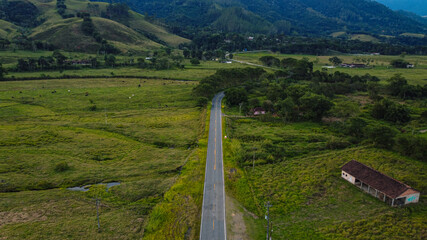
[376,0,427,16]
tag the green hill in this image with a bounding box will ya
[0,19,19,40]
[104,0,427,36]
[0,0,189,52]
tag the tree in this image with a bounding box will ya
[330,100,360,118]
[395,135,427,162]
[277,98,296,122]
[328,56,342,66]
[371,98,411,124]
[299,92,333,121]
[390,59,410,68]
[367,82,381,100]
[90,57,99,68]
[0,63,6,80]
[387,74,408,96]
[105,55,116,67]
[81,16,95,36]
[196,97,208,107]
[366,125,396,149]
[53,50,67,66]
[17,59,29,71]
[345,117,367,139]
[225,88,248,106]
[190,58,200,65]
[183,49,190,59]
[259,56,280,67]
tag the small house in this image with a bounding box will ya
[341,160,420,206]
[340,63,367,68]
[253,107,266,116]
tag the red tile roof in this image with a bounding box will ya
[341,160,418,199]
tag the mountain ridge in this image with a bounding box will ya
[100,0,427,36]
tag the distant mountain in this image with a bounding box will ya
[376,0,427,16]
[397,10,427,26]
[0,0,189,53]
[97,0,427,36]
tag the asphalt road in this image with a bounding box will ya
[200,92,226,240]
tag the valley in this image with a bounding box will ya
[0,0,426,239]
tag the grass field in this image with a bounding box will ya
[233,52,427,85]
[0,78,203,239]
[223,117,427,239]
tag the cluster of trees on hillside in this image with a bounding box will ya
[56,0,73,19]
[182,33,427,56]
[78,13,120,55]
[101,3,130,25]
[0,36,55,51]
[0,0,41,27]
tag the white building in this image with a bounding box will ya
[341,160,420,206]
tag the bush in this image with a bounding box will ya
[395,135,427,162]
[190,58,200,65]
[371,98,411,124]
[196,97,209,107]
[89,105,97,111]
[366,125,397,149]
[55,162,70,172]
[326,137,351,150]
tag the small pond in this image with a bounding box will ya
[67,182,120,192]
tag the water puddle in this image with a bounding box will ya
[67,182,120,192]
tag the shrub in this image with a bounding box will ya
[196,97,209,107]
[395,135,427,162]
[55,162,70,172]
[89,105,97,111]
[190,58,200,65]
[366,125,397,149]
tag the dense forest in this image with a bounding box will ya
[94,0,427,36]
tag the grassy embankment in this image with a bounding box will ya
[233,52,427,86]
[0,77,204,239]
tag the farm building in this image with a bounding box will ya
[341,160,420,206]
[252,107,266,116]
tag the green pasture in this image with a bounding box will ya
[234,52,427,85]
[0,78,203,239]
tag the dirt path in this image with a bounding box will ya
[225,194,250,240]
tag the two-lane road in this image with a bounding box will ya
[200,93,226,240]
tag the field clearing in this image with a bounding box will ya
[234,52,427,85]
[224,117,427,239]
[0,78,203,239]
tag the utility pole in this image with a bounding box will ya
[239,102,244,115]
[265,201,272,240]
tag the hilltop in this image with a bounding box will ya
[0,0,189,53]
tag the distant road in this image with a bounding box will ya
[230,59,278,70]
[200,93,226,240]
